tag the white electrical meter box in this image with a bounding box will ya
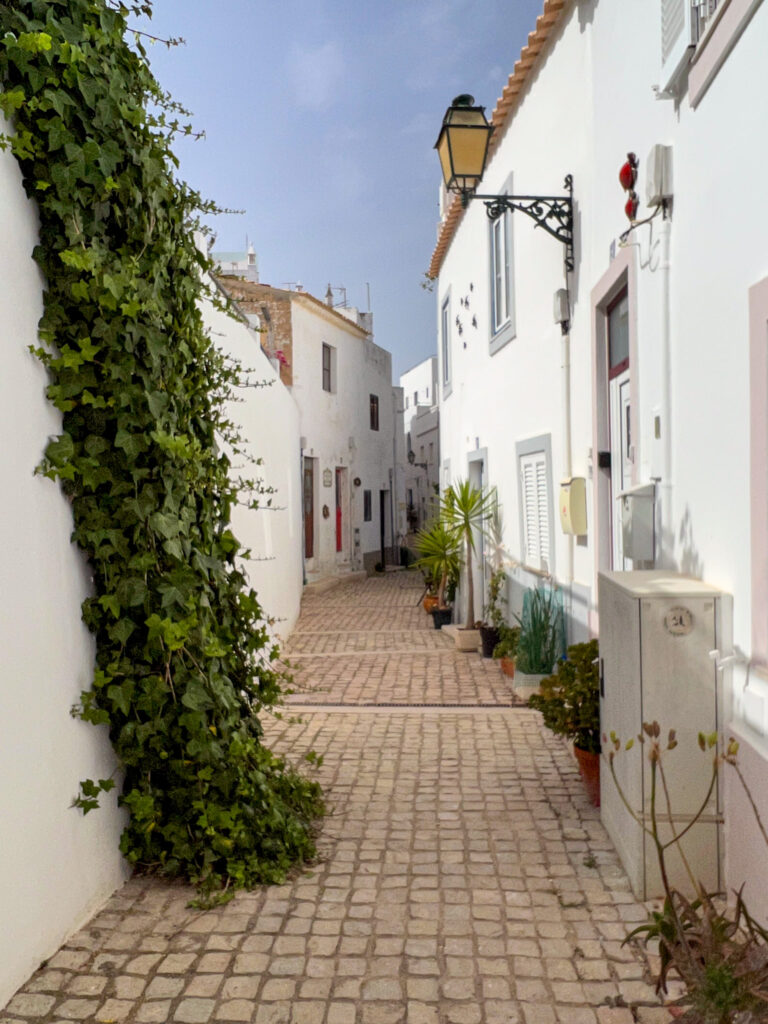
[598,571,732,900]
[619,482,655,563]
[646,144,673,207]
[559,477,587,535]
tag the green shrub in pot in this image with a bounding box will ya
[528,639,600,754]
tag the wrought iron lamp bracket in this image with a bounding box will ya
[470,175,574,273]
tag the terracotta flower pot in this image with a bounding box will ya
[573,745,600,807]
[499,657,515,678]
[423,594,439,613]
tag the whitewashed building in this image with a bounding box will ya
[400,356,440,532]
[218,279,406,576]
[430,0,768,916]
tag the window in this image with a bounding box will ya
[516,435,554,574]
[369,394,379,431]
[441,293,452,395]
[426,386,429,398]
[489,175,516,355]
[608,290,629,375]
[428,442,434,464]
[414,390,418,405]
[405,397,409,409]
[363,489,372,522]
[322,343,333,392]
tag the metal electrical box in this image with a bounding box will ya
[598,571,732,899]
[618,483,655,563]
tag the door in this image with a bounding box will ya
[379,490,388,567]
[335,468,343,553]
[607,289,631,569]
[303,459,314,559]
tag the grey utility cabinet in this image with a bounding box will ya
[598,571,732,900]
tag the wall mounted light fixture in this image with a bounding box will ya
[435,94,575,273]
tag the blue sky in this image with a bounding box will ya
[137,0,544,378]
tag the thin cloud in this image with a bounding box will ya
[286,40,345,110]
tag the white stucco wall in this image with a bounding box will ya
[290,299,404,573]
[0,127,128,1008]
[437,5,596,631]
[400,356,438,435]
[435,0,768,910]
[202,294,303,641]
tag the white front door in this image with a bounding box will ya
[609,368,632,568]
[607,289,631,569]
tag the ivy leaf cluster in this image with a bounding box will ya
[0,0,323,895]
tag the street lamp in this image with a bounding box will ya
[435,94,575,273]
[407,450,429,471]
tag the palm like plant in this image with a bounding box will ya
[440,480,496,628]
[413,520,462,608]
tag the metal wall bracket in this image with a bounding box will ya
[472,175,574,273]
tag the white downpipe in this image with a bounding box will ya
[659,214,673,565]
[561,327,574,590]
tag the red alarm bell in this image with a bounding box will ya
[624,191,639,221]
[619,152,638,191]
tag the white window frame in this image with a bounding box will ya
[516,435,555,574]
[440,289,452,397]
[489,173,516,356]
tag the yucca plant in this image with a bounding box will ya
[440,480,496,628]
[413,520,462,608]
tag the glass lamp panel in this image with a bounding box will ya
[447,124,489,181]
[437,133,454,188]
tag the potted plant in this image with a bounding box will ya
[412,520,461,630]
[479,567,506,657]
[440,480,495,651]
[514,585,563,694]
[418,568,439,613]
[493,624,520,677]
[529,639,600,804]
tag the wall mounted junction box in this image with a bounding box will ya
[559,477,587,535]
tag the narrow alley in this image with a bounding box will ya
[3,574,669,1024]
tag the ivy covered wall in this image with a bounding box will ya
[0,0,322,935]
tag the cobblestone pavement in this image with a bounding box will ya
[2,572,671,1024]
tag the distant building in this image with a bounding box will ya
[216,276,405,576]
[211,244,259,282]
[399,356,439,532]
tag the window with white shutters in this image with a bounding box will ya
[519,450,551,572]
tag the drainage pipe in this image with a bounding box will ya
[659,211,672,565]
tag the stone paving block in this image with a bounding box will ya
[95,998,135,1020]
[5,995,57,1017]
[183,977,223,998]
[136,1000,172,1022]
[174,998,215,1023]
[214,1000,255,1021]
[55,999,100,1020]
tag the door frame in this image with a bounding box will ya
[591,248,639,622]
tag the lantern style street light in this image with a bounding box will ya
[435,94,575,273]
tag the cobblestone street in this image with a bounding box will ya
[2,573,671,1024]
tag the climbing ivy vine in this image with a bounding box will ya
[0,0,323,895]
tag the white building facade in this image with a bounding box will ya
[218,280,406,576]
[431,0,768,917]
[400,357,440,532]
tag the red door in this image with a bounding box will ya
[303,461,314,558]
[335,469,343,552]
